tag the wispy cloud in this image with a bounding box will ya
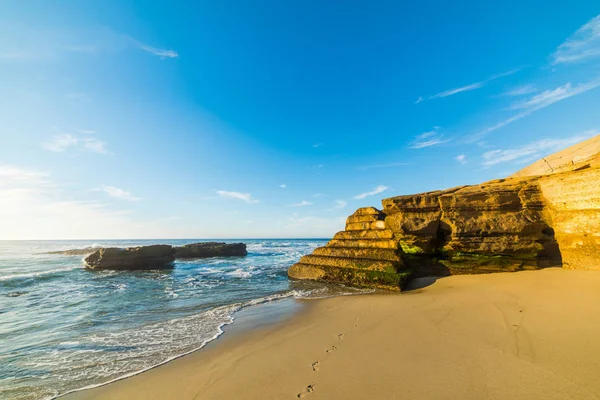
[138,44,179,59]
[552,14,600,64]
[43,134,78,152]
[101,185,142,201]
[312,142,323,148]
[216,190,259,203]
[502,84,537,97]
[481,131,597,167]
[129,38,179,59]
[354,185,388,199]
[423,68,521,101]
[0,164,149,240]
[474,79,600,139]
[83,138,109,154]
[455,154,467,164]
[334,200,347,209]
[43,131,110,155]
[279,184,287,188]
[289,200,313,207]
[410,127,450,149]
[511,82,598,110]
[357,162,409,170]
[0,164,49,181]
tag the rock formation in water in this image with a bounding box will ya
[174,242,247,258]
[84,245,176,270]
[83,242,248,270]
[289,134,600,290]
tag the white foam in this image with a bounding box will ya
[0,266,82,282]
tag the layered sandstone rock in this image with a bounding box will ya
[539,167,600,270]
[174,242,247,258]
[288,134,600,288]
[511,134,600,178]
[84,245,175,270]
[382,177,561,276]
[288,207,412,290]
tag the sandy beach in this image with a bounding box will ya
[62,268,600,400]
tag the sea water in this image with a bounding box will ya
[0,239,367,400]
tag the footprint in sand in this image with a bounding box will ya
[312,361,320,372]
[326,345,337,353]
[297,385,314,398]
[338,333,344,340]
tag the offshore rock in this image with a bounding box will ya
[174,242,247,259]
[289,134,600,288]
[84,245,175,270]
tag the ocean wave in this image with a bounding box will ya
[0,266,83,283]
[51,291,300,399]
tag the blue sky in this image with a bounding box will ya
[1,1,600,239]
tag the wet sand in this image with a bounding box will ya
[62,268,600,400]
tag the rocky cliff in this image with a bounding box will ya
[289,135,600,290]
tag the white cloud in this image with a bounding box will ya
[0,164,146,240]
[430,82,485,99]
[357,162,408,170]
[43,133,78,152]
[410,127,450,149]
[481,131,597,167]
[0,164,49,180]
[502,84,537,96]
[424,68,521,101]
[83,138,109,154]
[552,14,600,64]
[312,142,323,148]
[455,154,467,164]
[289,200,313,207]
[279,184,287,188]
[354,185,389,199]
[216,190,259,203]
[474,79,600,139]
[133,39,179,59]
[101,185,142,202]
[334,200,347,209]
[414,96,424,104]
[43,131,111,155]
[511,82,599,110]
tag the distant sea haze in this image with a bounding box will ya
[0,239,368,400]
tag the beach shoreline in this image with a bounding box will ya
[61,268,600,400]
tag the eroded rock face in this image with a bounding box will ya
[84,245,175,270]
[288,207,412,291]
[539,167,600,270]
[288,135,600,288]
[174,242,247,259]
[382,177,561,276]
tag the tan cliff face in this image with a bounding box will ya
[288,135,600,290]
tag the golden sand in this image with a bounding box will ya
[63,268,600,400]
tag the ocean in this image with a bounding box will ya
[0,239,367,400]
